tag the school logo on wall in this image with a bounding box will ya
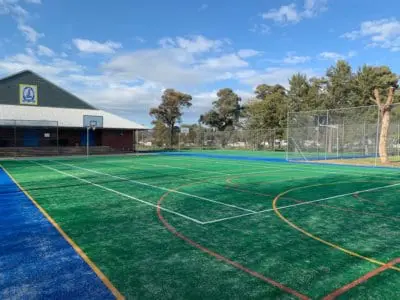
[19,84,38,105]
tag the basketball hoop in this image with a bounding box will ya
[89,120,97,131]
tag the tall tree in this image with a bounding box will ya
[152,120,169,148]
[288,73,310,112]
[325,60,358,109]
[244,84,288,149]
[245,84,287,130]
[354,66,399,163]
[200,88,242,131]
[149,89,192,147]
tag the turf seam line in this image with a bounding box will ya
[0,166,125,300]
[202,181,400,224]
[53,161,256,213]
[33,161,205,225]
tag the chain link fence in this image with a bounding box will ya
[136,128,288,152]
[287,104,400,165]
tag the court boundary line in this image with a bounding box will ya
[156,184,310,300]
[33,161,205,225]
[53,160,256,213]
[100,160,290,185]
[0,165,125,300]
[272,183,400,272]
[203,181,400,224]
[162,156,400,179]
[323,258,400,299]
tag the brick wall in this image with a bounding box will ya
[102,129,133,151]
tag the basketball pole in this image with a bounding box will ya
[86,126,90,159]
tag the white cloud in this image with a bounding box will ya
[342,18,400,51]
[37,45,55,57]
[72,38,122,54]
[319,51,357,61]
[262,0,328,24]
[236,67,317,87]
[161,35,224,53]
[17,24,44,43]
[199,54,248,70]
[303,0,328,18]
[283,52,311,64]
[25,0,41,4]
[103,48,205,86]
[262,4,301,24]
[0,52,84,81]
[250,23,270,34]
[0,1,29,19]
[134,36,146,43]
[237,49,262,58]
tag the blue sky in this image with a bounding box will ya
[1,0,400,126]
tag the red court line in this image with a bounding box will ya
[323,258,400,300]
[156,192,310,300]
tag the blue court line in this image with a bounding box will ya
[156,151,400,171]
[0,168,114,299]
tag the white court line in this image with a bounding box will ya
[53,161,256,213]
[106,159,286,177]
[33,161,205,225]
[203,181,400,225]
[162,156,400,178]
[100,161,288,184]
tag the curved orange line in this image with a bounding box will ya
[156,191,310,299]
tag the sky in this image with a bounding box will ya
[1,0,400,126]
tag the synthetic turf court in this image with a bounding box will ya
[1,153,399,299]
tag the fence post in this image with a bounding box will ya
[286,111,289,161]
[398,123,400,158]
[374,108,380,167]
[325,110,329,160]
[14,121,17,158]
[342,122,345,159]
[56,123,59,156]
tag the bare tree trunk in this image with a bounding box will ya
[373,87,395,164]
[379,110,390,163]
[169,124,174,148]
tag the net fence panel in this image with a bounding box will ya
[288,106,381,161]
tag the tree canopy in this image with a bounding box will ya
[149,89,192,146]
[200,88,242,131]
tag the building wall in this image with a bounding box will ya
[102,129,133,150]
[0,127,133,150]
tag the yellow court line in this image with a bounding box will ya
[272,183,400,272]
[1,166,125,300]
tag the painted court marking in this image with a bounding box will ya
[203,181,400,224]
[156,188,310,300]
[53,160,256,213]
[1,166,125,299]
[164,156,400,179]
[101,159,288,184]
[323,258,400,299]
[33,162,205,225]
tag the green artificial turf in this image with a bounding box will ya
[1,155,399,299]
